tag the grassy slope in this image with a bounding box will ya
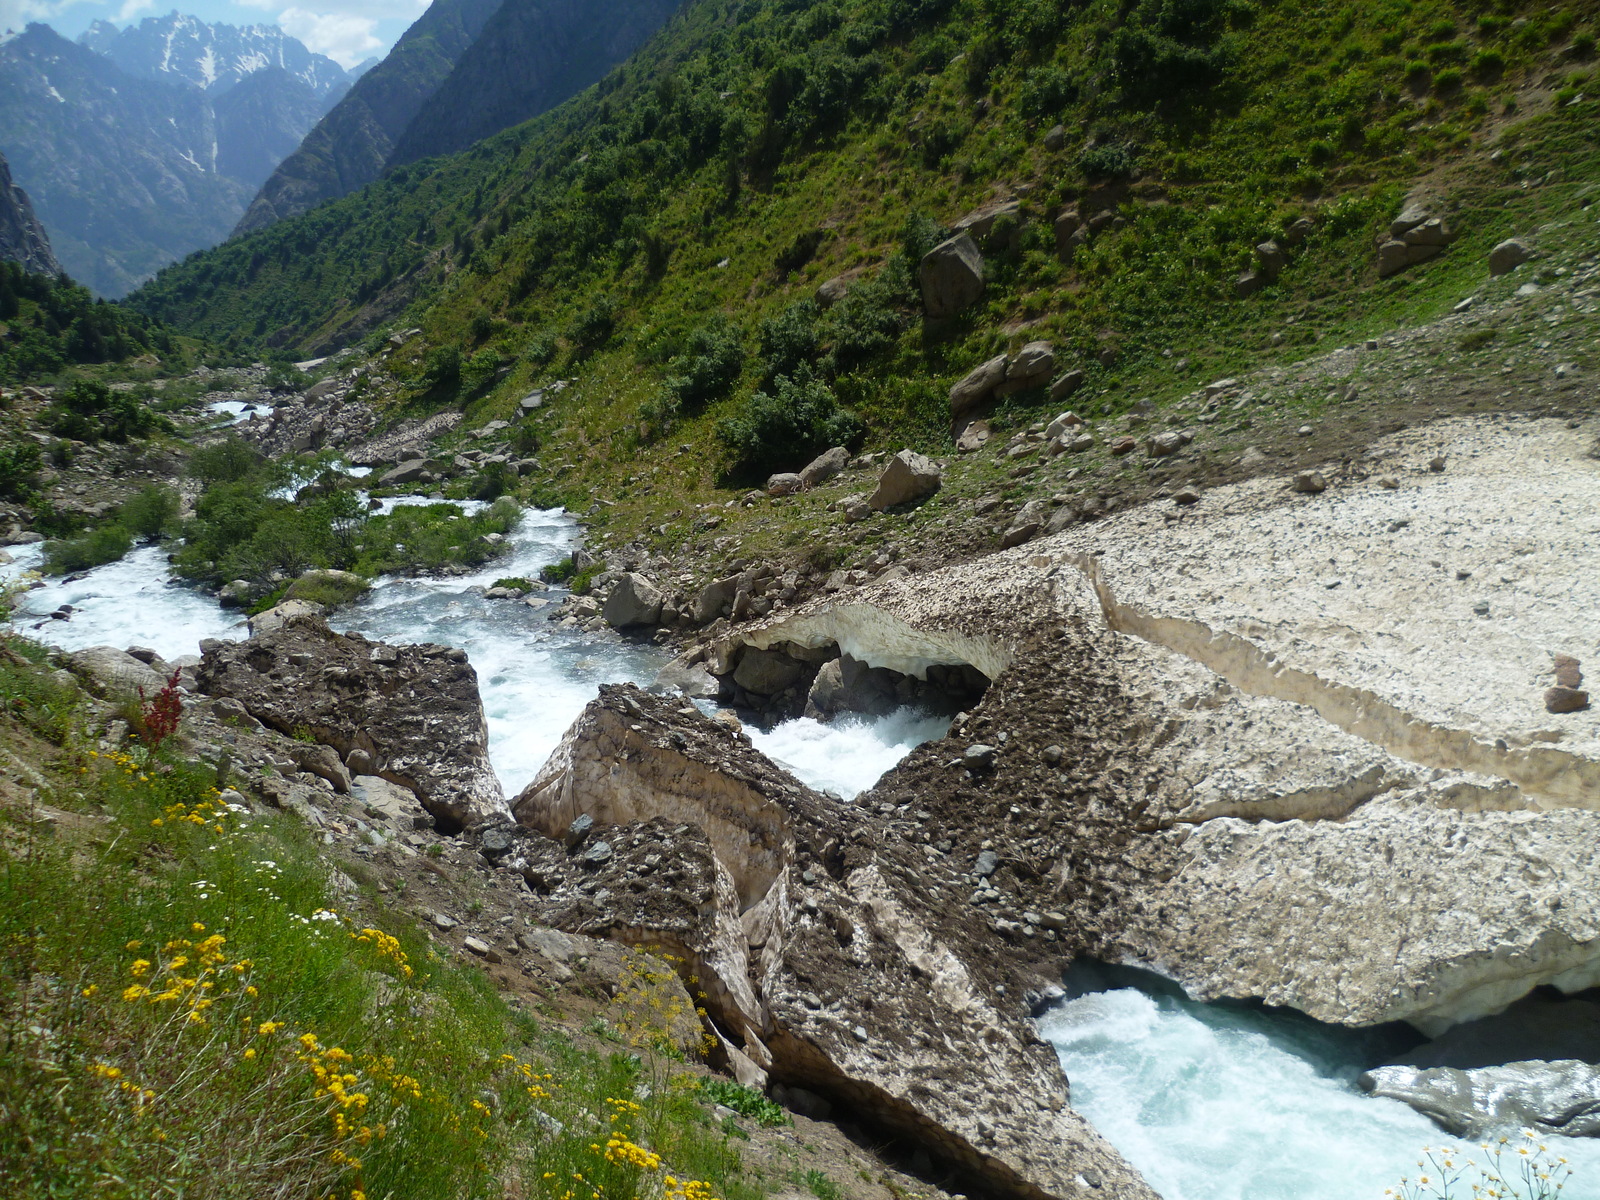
[127,0,1599,551]
[0,635,775,1200]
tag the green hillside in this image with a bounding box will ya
[0,262,177,383]
[129,0,1598,486]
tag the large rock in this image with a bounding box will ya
[248,598,326,637]
[1361,1060,1600,1138]
[68,646,168,698]
[378,458,432,487]
[1489,238,1533,276]
[996,341,1055,398]
[798,446,850,488]
[197,615,506,830]
[948,354,1009,419]
[602,573,664,629]
[868,449,942,511]
[731,647,804,696]
[918,233,985,319]
[505,685,1156,1200]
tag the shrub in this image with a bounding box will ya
[422,344,462,388]
[1080,140,1136,179]
[43,381,164,444]
[698,1078,790,1127]
[716,373,864,482]
[43,524,134,574]
[187,436,263,485]
[567,296,617,357]
[460,347,502,393]
[665,317,746,410]
[1432,67,1463,91]
[540,556,577,584]
[1471,48,1506,78]
[0,440,41,501]
[759,301,822,385]
[118,485,179,539]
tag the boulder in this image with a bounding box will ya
[1050,370,1086,403]
[955,420,993,453]
[1360,1061,1600,1139]
[1378,239,1444,278]
[1255,240,1287,278]
[1001,500,1050,548]
[868,449,942,510]
[1489,238,1533,275]
[798,446,850,487]
[1146,431,1185,457]
[1043,124,1067,151]
[839,494,873,522]
[197,616,506,830]
[814,273,856,307]
[952,198,1021,242]
[68,646,167,699]
[949,354,1009,418]
[731,648,804,696]
[248,599,326,637]
[1053,210,1082,257]
[996,341,1055,397]
[766,472,803,497]
[1545,686,1591,714]
[1292,470,1327,494]
[379,459,431,487]
[918,233,985,319]
[692,576,740,625]
[654,655,721,699]
[603,573,665,629]
[1234,270,1265,297]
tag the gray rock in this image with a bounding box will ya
[1050,371,1086,403]
[68,646,167,699]
[1292,471,1327,494]
[1146,432,1185,458]
[655,656,721,699]
[956,419,993,453]
[949,354,1009,418]
[1360,1060,1600,1138]
[1001,500,1050,549]
[566,813,595,849]
[462,936,503,963]
[432,912,459,930]
[1489,238,1532,275]
[602,573,665,629]
[480,827,514,854]
[1255,240,1287,278]
[975,848,999,876]
[952,198,1021,242]
[248,598,326,637]
[997,341,1055,397]
[691,576,740,624]
[1235,270,1265,297]
[766,472,803,497]
[815,274,855,307]
[379,458,431,486]
[1390,200,1435,238]
[840,494,872,522]
[965,745,998,767]
[1043,124,1067,151]
[869,449,942,511]
[799,446,850,487]
[732,648,804,696]
[581,840,614,867]
[919,233,985,318]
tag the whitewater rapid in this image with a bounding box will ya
[2,506,937,798]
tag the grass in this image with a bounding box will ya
[0,637,764,1200]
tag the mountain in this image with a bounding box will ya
[77,12,351,100]
[0,24,251,298]
[387,0,681,167]
[212,67,329,188]
[0,147,59,277]
[232,0,504,235]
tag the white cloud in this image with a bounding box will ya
[114,0,151,20]
[275,5,380,67]
[0,0,88,32]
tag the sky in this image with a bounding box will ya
[0,0,428,66]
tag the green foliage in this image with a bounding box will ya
[800,1169,844,1200]
[0,647,764,1200]
[118,485,180,539]
[0,261,171,383]
[43,524,134,575]
[349,498,521,577]
[0,441,41,502]
[698,1078,790,1127]
[43,381,166,445]
[187,436,266,485]
[282,570,372,609]
[540,556,577,585]
[491,577,534,591]
[716,372,864,483]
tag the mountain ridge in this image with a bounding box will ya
[0,147,59,277]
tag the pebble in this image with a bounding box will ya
[432,912,458,931]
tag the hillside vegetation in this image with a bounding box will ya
[0,263,177,382]
[129,0,1598,494]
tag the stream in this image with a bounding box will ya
[1042,967,1600,1200]
[1,503,941,799]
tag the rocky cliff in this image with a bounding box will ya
[387,0,680,167]
[232,0,503,234]
[0,148,59,277]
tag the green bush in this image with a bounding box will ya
[118,485,179,539]
[0,441,41,501]
[716,373,864,483]
[461,348,502,393]
[666,317,746,410]
[698,1078,790,1127]
[187,436,264,484]
[540,556,577,585]
[43,381,165,445]
[43,524,134,574]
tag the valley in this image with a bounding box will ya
[2,1,1599,1199]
